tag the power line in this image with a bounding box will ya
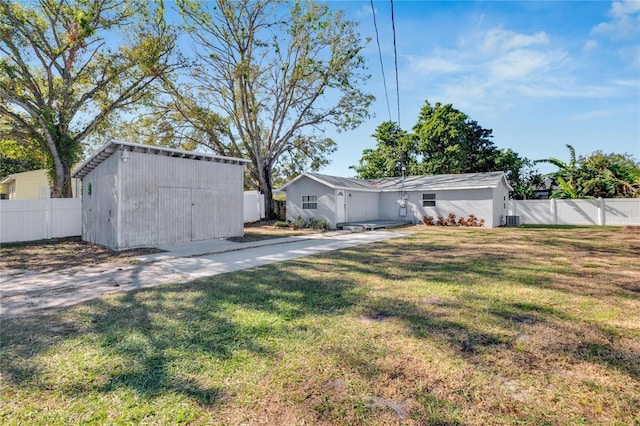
[390,0,401,128]
[370,0,392,123]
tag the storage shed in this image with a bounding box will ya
[281,171,512,228]
[72,140,250,250]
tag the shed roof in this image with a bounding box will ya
[281,171,512,192]
[72,140,250,179]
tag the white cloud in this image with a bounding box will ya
[487,49,565,81]
[583,39,599,51]
[408,56,464,74]
[480,29,549,52]
[610,0,640,18]
[591,0,640,39]
[399,20,637,117]
[569,109,616,122]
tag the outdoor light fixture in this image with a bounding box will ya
[120,149,130,162]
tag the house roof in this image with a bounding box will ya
[372,171,512,191]
[72,140,250,179]
[280,171,512,192]
[279,172,380,192]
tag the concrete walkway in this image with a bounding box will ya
[0,230,410,318]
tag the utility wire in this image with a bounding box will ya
[390,0,401,128]
[370,0,392,123]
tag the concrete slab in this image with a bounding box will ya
[1,230,412,318]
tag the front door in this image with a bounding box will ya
[336,190,346,224]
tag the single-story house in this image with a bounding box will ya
[72,140,250,250]
[280,171,512,228]
[0,169,80,200]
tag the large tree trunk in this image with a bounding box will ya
[50,160,73,198]
[260,164,276,220]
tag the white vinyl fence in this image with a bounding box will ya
[508,198,640,226]
[0,198,82,243]
[243,191,265,223]
[1,193,267,244]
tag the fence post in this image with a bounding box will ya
[46,197,53,239]
[598,197,605,226]
[550,198,557,225]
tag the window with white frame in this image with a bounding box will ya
[302,195,318,209]
[422,193,436,207]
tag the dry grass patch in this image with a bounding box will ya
[1,225,639,425]
[0,237,161,273]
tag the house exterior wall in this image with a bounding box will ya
[492,180,510,227]
[8,169,50,200]
[2,169,80,200]
[343,190,379,223]
[380,188,499,227]
[81,150,245,250]
[285,177,336,227]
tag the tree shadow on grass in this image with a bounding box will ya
[0,263,363,410]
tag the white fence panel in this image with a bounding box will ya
[604,199,640,226]
[243,191,265,223]
[0,199,82,243]
[509,198,640,226]
[510,200,554,225]
[555,199,599,225]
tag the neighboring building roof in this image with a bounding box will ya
[280,171,512,192]
[72,140,251,179]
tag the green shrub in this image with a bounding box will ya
[273,221,290,228]
[292,216,330,230]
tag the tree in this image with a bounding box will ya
[0,0,183,197]
[352,99,542,198]
[536,145,639,198]
[350,121,418,179]
[174,0,373,219]
[0,138,47,177]
[578,152,639,198]
[413,101,499,175]
[493,148,542,200]
[535,144,583,198]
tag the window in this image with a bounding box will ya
[422,193,436,207]
[302,195,317,209]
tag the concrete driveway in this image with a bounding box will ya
[0,230,410,318]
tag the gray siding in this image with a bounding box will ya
[381,188,496,226]
[492,180,509,227]
[286,177,336,227]
[344,190,379,222]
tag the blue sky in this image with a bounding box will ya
[315,0,640,176]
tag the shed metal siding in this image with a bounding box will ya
[81,153,119,247]
[119,151,244,248]
[79,144,245,250]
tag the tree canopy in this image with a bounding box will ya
[537,145,640,198]
[352,100,542,199]
[0,0,182,196]
[165,0,373,218]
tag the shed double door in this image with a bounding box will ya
[158,187,221,244]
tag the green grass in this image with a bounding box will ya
[1,226,639,425]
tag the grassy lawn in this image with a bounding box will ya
[1,226,638,425]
